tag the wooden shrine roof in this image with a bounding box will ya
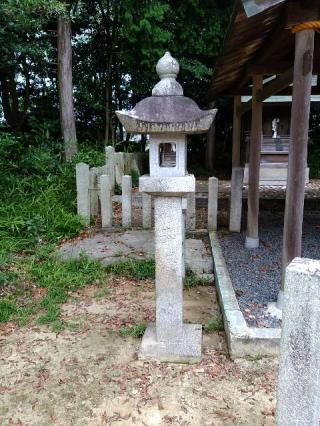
[208,0,320,99]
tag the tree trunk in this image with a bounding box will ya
[105,77,111,144]
[0,68,26,132]
[57,13,78,161]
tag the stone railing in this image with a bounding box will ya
[76,152,203,231]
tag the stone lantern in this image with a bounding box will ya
[116,52,216,363]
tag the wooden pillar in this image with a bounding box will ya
[205,123,216,170]
[245,75,263,249]
[232,96,242,167]
[280,29,315,302]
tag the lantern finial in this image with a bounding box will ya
[152,51,183,96]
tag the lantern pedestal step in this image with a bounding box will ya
[139,175,195,196]
[138,323,202,364]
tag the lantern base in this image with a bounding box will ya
[138,323,202,364]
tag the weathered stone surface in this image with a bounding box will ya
[116,105,216,135]
[115,152,125,185]
[105,146,115,188]
[152,51,183,97]
[57,230,213,277]
[139,323,202,363]
[245,236,259,249]
[76,163,90,225]
[122,175,132,228]
[208,177,218,231]
[276,258,320,425]
[100,175,113,228]
[154,197,184,340]
[139,175,195,196]
[149,134,186,178]
[186,193,196,231]
[229,168,244,233]
[142,193,152,229]
[89,167,99,218]
[115,52,217,363]
[116,52,216,135]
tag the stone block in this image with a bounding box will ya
[76,163,90,225]
[139,323,202,363]
[100,175,113,228]
[276,258,320,425]
[208,177,218,231]
[139,175,195,196]
[245,236,259,249]
[122,175,132,228]
[229,167,244,233]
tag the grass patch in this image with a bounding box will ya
[26,251,106,326]
[0,247,108,328]
[203,315,224,333]
[0,299,17,322]
[119,323,147,338]
[185,269,212,288]
[0,137,112,329]
[105,258,155,280]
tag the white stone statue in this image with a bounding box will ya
[272,117,280,138]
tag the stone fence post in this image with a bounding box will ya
[208,177,218,231]
[142,193,152,229]
[122,175,132,227]
[89,167,99,218]
[229,167,244,233]
[105,146,115,189]
[276,258,320,425]
[186,193,196,230]
[100,175,113,228]
[115,152,125,185]
[76,163,90,225]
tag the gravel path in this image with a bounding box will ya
[218,212,320,328]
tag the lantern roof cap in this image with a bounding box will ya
[116,52,216,134]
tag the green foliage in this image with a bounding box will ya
[0,133,25,177]
[0,299,17,323]
[130,169,140,187]
[203,315,224,333]
[184,269,212,288]
[74,145,106,167]
[106,259,155,280]
[114,183,122,195]
[119,323,147,338]
[0,136,98,255]
[0,250,107,327]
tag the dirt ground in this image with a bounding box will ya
[0,276,278,426]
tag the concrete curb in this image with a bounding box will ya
[209,231,281,359]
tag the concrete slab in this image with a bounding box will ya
[58,230,213,277]
[139,323,202,364]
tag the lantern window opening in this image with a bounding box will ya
[159,143,177,167]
